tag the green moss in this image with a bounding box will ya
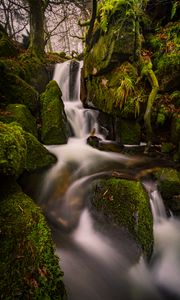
[0,65,39,113]
[0,182,66,299]
[86,62,146,118]
[0,58,26,79]
[0,122,27,177]
[148,22,180,91]
[91,178,153,258]
[23,131,57,172]
[115,118,141,144]
[40,80,68,145]
[0,104,38,137]
[156,168,180,201]
[0,34,18,58]
[18,53,49,93]
[171,113,180,144]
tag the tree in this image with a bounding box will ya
[25,0,47,57]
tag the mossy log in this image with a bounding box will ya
[140,56,159,152]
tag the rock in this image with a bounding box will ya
[0,63,39,114]
[0,122,27,177]
[115,118,141,145]
[155,168,180,214]
[0,30,19,58]
[23,131,57,173]
[0,180,66,299]
[91,178,153,258]
[0,104,38,137]
[40,80,69,145]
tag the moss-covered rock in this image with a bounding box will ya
[155,168,180,213]
[115,118,141,145]
[0,181,66,299]
[0,63,39,113]
[148,22,180,91]
[91,178,153,258]
[18,53,50,93]
[23,131,57,172]
[0,104,38,137]
[0,32,19,58]
[0,122,27,177]
[86,62,146,118]
[171,113,180,145]
[40,80,68,145]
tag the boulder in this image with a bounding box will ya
[0,104,38,137]
[40,80,69,145]
[23,131,57,172]
[0,62,38,114]
[0,122,27,177]
[0,180,66,299]
[91,178,153,258]
[155,168,180,214]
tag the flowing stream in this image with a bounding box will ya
[38,61,180,300]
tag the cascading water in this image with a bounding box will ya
[38,61,180,300]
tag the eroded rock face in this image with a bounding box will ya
[91,177,153,258]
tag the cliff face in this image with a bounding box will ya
[83,0,180,158]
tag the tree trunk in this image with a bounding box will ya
[86,0,97,50]
[28,0,45,58]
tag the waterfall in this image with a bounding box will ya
[37,60,180,300]
[129,181,180,300]
[53,61,102,138]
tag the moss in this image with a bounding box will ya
[148,22,180,91]
[40,80,68,145]
[18,52,49,93]
[0,34,18,58]
[91,178,153,258]
[171,113,180,145]
[0,58,26,79]
[156,168,180,201]
[86,62,146,118]
[161,143,174,154]
[0,181,66,299]
[0,65,39,113]
[23,131,57,172]
[0,104,38,137]
[115,118,141,145]
[0,122,27,177]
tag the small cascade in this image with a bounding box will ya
[53,60,102,138]
[143,181,167,223]
[36,60,180,300]
[129,181,180,300]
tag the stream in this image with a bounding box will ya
[36,61,180,300]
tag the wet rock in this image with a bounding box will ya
[40,80,69,145]
[91,178,153,258]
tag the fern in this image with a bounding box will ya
[116,76,134,109]
[171,1,178,20]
